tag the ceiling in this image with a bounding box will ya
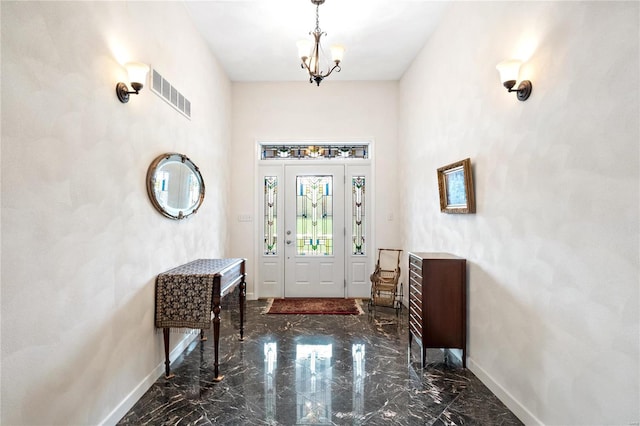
[184,0,451,83]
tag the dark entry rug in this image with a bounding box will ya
[264,298,364,315]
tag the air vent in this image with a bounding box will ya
[151,68,191,119]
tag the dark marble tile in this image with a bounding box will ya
[118,301,522,426]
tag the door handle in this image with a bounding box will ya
[286,240,292,245]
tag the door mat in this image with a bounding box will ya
[264,298,364,315]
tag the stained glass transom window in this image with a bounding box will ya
[264,176,277,255]
[296,176,333,256]
[352,177,365,255]
[261,144,369,160]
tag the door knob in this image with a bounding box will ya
[286,240,292,245]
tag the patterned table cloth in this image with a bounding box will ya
[155,258,243,329]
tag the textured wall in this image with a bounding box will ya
[398,1,639,424]
[230,81,400,298]
[1,2,231,424]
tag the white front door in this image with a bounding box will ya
[284,165,345,297]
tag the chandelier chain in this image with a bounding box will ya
[315,4,321,33]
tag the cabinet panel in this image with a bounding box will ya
[408,252,466,368]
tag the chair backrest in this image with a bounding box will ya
[376,248,402,273]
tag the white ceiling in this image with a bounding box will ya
[184,0,451,82]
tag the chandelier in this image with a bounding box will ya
[296,0,344,86]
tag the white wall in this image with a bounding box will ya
[398,1,639,424]
[230,82,400,299]
[1,2,231,425]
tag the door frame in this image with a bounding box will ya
[254,141,375,299]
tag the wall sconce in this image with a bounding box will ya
[116,62,150,103]
[496,59,532,101]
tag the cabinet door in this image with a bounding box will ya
[423,260,464,347]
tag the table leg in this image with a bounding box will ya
[163,328,175,379]
[212,295,224,382]
[239,278,246,341]
[200,329,207,341]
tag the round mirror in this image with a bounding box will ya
[146,153,205,220]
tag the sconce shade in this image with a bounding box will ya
[330,45,345,63]
[116,62,149,103]
[125,62,150,88]
[496,58,532,101]
[297,40,312,60]
[496,59,522,89]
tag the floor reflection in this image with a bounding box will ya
[296,342,332,424]
[264,341,277,423]
[118,299,522,426]
[352,343,365,419]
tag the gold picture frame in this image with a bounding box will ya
[437,158,476,214]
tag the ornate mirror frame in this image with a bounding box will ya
[146,153,205,220]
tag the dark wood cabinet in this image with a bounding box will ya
[408,252,466,367]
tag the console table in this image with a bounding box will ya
[155,258,246,381]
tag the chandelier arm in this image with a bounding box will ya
[323,63,342,79]
[301,58,320,84]
[301,59,312,74]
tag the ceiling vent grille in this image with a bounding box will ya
[151,68,191,119]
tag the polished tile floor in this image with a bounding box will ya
[119,299,522,425]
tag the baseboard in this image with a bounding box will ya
[246,291,256,300]
[99,332,199,426]
[467,357,543,426]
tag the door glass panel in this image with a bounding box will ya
[264,176,278,255]
[352,176,365,255]
[296,175,333,256]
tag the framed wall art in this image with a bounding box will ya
[437,158,476,214]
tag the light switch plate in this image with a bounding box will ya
[238,214,253,222]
